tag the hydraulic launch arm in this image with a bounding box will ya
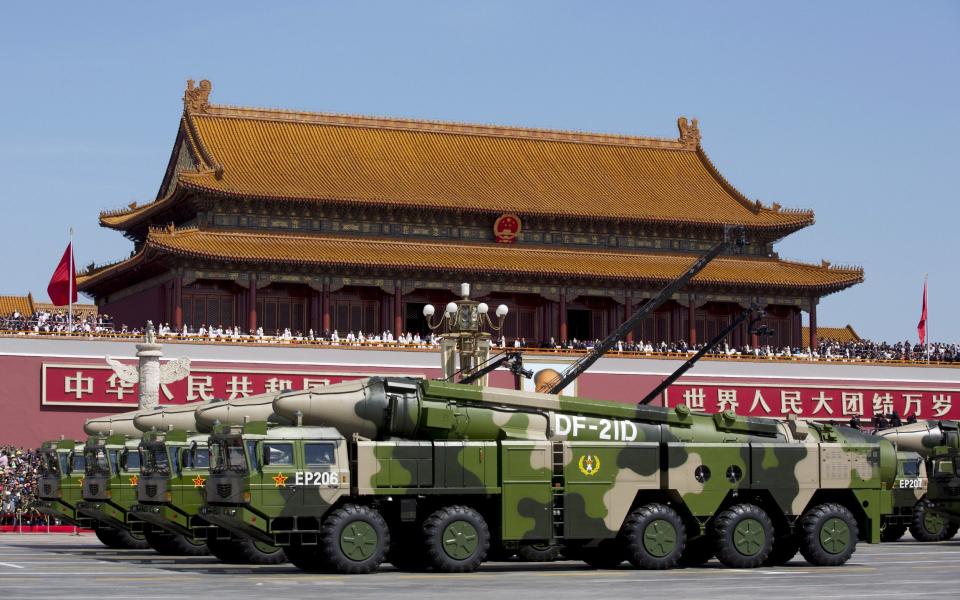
[544,226,746,395]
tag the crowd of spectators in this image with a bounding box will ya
[2,310,959,364]
[1,309,113,334]
[0,446,48,526]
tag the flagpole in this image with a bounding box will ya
[68,228,74,331]
[925,274,929,363]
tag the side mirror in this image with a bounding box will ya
[262,445,270,466]
[119,450,128,470]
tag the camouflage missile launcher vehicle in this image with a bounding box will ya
[879,420,960,536]
[75,433,151,550]
[875,421,960,541]
[200,376,898,574]
[128,396,287,564]
[35,440,89,528]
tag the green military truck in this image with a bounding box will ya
[74,433,151,549]
[128,395,287,563]
[876,421,960,542]
[893,421,960,535]
[200,376,898,574]
[35,441,89,525]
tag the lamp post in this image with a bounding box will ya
[423,283,509,385]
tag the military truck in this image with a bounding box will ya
[34,440,90,526]
[199,376,897,574]
[74,433,151,549]
[875,421,960,542]
[128,396,287,563]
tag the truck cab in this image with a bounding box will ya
[76,434,150,549]
[925,446,960,534]
[128,430,210,555]
[35,440,88,527]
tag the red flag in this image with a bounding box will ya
[917,279,927,345]
[47,242,77,306]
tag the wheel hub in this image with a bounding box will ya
[819,517,851,554]
[643,518,678,557]
[733,518,765,556]
[442,521,479,560]
[340,521,378,561]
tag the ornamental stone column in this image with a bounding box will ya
[106,321,190,411]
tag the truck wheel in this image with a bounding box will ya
[880,522,907,542]
[206,537,242,562]
[517,542,562,562]
[798,503,858,566]
[95,526,151,550]
[763,534,799,566]
[581,539,625,569]
[713,503,774,568]
[319,504,390,574]
[286,542,328,572]
[145,530,209,556]
[208,537,286,564]
[909,503,949,542]
[677,535,714,567]
[623,503,686,569]
[422,505,490,573]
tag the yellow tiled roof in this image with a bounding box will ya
[0,294,34,316]
[803,325,861,345]
[79,228,862,293]
[101,80,814,231]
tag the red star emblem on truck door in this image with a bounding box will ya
[273,473,288,487]
[192,475,206,488]
[129,474,139,487]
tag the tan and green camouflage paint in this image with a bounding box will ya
[206,376,898,546]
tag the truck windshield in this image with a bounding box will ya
[71,453,85,473]
[84,447,110,475]
[40,451,61,475]
[210,437,247,474]
[141,445,170,476]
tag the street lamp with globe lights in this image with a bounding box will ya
[422,283,509,384]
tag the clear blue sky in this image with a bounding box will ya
[1,1,957,341]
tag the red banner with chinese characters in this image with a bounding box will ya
[41,363,419,407]
[665,383,960,420]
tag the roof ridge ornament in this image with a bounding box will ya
[677,116,701,149]
[184,79,212,113]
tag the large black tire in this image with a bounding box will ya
[144,530,209,556]
[678,534,714,567]
[798,503,858,566]
[581,539,626,569]
[517,542,562,562]
[713,503,774,568]
[95,526,151,550]
[285,542,327,572]
[880,521,908,543]
[763,534,799,566]
[207,536,286,564]
[422,505,490,573]
[622,503,686,570]
[319,504,390,574]
[909,503,950,542]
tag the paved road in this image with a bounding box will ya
[2,534,959,600]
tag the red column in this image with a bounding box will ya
[687,297,696,346]
[322,282,330,333]
[394,284,403,335]
[248,275,257,332]
[809,297,818,350]
[173,275,183,330]
[309,289,320,334]
[559,290,568,343]
[624,294,633,344]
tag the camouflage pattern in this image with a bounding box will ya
[34,440,88,526]
[201,376,899,571]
